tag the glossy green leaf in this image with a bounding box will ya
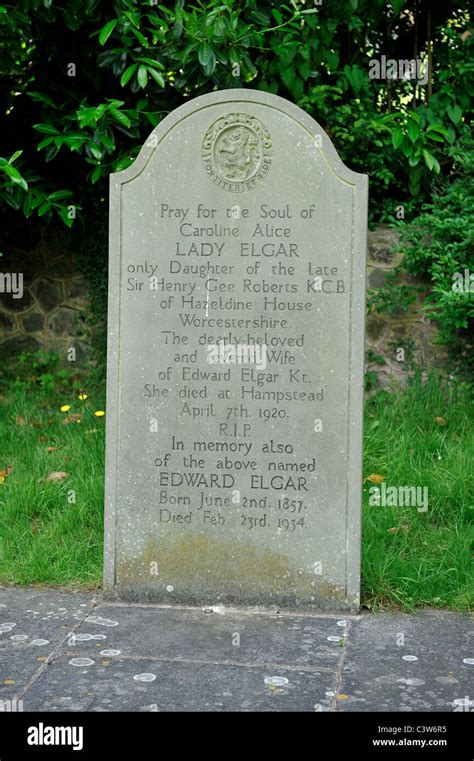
[99,19,117,46]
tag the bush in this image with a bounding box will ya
[404,135,473,375]
[370,133,474,378]
[0,1,472,227]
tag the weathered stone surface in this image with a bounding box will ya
[0,335,41,361]
[49,340,68,357]
[338,610,473,712]
[22,311,44,333]
[0,286,33,313]
[48,306,80,336]
[56,340,91,364]
[105,90,368,610]
[368,267,389,288]
[367,226,401,266]
[74,340,92,363]
[365,315,386,343]
[31,278,63,313]
[1,588,472,714]
[0,312,15,334]
[64,278,89,301]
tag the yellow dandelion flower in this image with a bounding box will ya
[78,393,88,401]
[75,418,81,423]
[60,405,71,412]
[366,474,385,485]
[0,476,5,485]
[94,410,105,417]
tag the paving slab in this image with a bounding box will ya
[337,611,473,712]
[0,587,97,703]
[0,587,96,646]
[0,648,44,701]
[0,587,472,712]
[22,654,336,712]
[65,603,346,670]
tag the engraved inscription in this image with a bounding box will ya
[105,91,367,611]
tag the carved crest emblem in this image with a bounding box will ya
[202,113,272,192]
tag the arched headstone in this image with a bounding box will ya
[105,89,368,610]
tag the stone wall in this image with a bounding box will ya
[0,224,447,385]
[365,226,447,388]
[0,225,91,365]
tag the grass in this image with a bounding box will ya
[0,385,105,588]
[0,372,472,610]
[362,373,473,611]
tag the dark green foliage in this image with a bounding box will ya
[0,347,104,399]
[0,1,472,368]
[75,207,109,360]
[402,135,474,378]
[371,134,474,378]
[0,1,472,225]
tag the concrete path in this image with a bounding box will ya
[0,587,472,712]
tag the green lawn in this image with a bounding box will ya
[362,375,473,611]
[0,374,472,610]
[0,389,105,588]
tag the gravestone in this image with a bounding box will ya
[104,89,367,610]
